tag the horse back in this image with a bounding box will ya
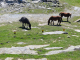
[49,16,61,20]
[60,12,71,17]
[19,17,30,24]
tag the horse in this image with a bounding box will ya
[59,12,71,21]
[19,17,31,29]
[48,16,62,25]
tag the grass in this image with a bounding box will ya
[0,16,80,60]
[60,0,80,7]
[23,8,54,14]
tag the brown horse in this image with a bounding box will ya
[59,12,71,21]
[48,16,62,25]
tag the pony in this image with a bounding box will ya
[59,12,71,21]
[19,17,31,29]
[48,16,62,25]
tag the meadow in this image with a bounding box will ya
[0,16,80,60]
[0,0,80,60]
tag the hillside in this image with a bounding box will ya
[0,0,80,14]
[60,0,80,7]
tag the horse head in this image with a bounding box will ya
[29,24,31,29]
[48,19,50,25]
[19,19,21,22]
[69,13,71,18]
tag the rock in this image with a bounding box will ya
[75,19,80,22]
[67,36,70,38]
[58,37,61,39]
[63,32,68,34]
[8,21,13,23]
[5,57,14,60]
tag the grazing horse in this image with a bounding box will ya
[19,17,31,29]
[48,16,62,25]
[59,12,71,21]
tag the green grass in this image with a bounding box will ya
[60,0,80,7]
[0,16,80,60]
[23,8,54,14]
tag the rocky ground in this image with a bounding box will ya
[0,1,60,14]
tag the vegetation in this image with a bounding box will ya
[0,0,80,60]
[60,0,80,7]
[23,8,54,14]
[0,16,80,60]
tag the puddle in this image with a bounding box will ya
[42,31,67,35]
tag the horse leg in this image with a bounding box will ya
[27,24,29,28]
[22,23,25,27]
[57,22,58,25]
[53,20,54,25]
[59,21,60,25]
[61,17,63,21]
[67,17,68,21]
[25,23,27,28]
[51,20,53,25]
[58,20,61,25]
[57,20,59,25]
[61,16,63,21]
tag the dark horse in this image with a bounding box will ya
[19,17,31,29]
[48,16,62,25]
[59,12,71,21]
